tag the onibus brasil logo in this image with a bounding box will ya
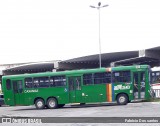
[1,117,42,123]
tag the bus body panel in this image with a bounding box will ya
[81,84,107,103]
[2,65,152,107]
[23,87,69,105]
[2,79,14,106]
[112,65,150,101]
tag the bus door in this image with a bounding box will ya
[12,80,24,105]
[68,76,83,103]
[133,71,146,99]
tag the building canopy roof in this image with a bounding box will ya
[3,46,160,75]
[3,61,58,75]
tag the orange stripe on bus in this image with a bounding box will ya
[106,84,112,102]
[106,68,111,72]
[109,84,112,102]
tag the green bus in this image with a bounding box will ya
[2,65,153,109]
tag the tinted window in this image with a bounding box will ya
[75,77,81,90]
[133,73,138,92]
[33,78,39,88]
[18,80,23,93]
[12,80,23,94]
[33,77,50,88]
[69,77,74,91]
[39,77,50,87]
[50,76,66,87]
[94,72,111,84]
[113,71,131,83]
[151,72,160,84]
[13,81,18,93]
[83,72,111,85]
[83,74,94,85]
[25,78,33,88]
[6,79,11,90]
[140,72,145,92]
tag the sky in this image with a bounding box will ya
[0,0,160,64]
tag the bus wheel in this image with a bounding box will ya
[47,98,58,109]
[58,104,65,108]
[35,99,45,109]
[117,94,128,105]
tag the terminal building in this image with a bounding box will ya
[1,46,160,75]
[0,46,160,92]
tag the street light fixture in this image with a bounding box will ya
[90,2,109,68]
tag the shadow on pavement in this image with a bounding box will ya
[12,103,118,111]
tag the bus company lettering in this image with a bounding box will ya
[114,85,130,90]
[24,89,38,93]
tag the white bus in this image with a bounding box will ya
[151,67,160,98]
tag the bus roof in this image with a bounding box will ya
[2,65,149,79]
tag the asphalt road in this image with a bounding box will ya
[0,102,160,126]
[0,102,160,117]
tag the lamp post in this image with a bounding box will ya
[90,2,109,68]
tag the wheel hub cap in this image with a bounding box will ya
[119,96,125,103]
[37,101,43,107]
[49,100,55,107]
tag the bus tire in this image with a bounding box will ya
[58,104,65,108]
[47,98,58,109]
[117,94,128,105]
[35,99,45,109]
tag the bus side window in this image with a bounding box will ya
[151,73,156,84]
[50,77,55,87]
[123,71,131,83]
[25,78,33,88]
[33,78,39,88]
[94,73,103,84]
[94,72,111,84]
[54,76,66,87]
[104,72,111,83]
[113,71,131,83]
[83,74,94,85]
[6,79,11,90]
[113,72,120,83]
[39,77,50,88]
[50,76,66,87]
[156,72,160,83]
